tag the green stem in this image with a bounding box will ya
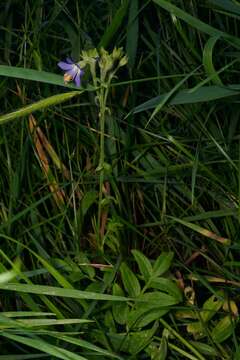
[159,318,206,360]
[97,85,109,251]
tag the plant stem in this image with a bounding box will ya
[159,318,206,360]
[97,85,109,251]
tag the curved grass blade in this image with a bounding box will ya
[203,36,222,85]
[0,91,81,125]
[152,0,240,48]
[133,84,240,114]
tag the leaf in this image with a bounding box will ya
[149,67,199,122]
[149,277,182,302]
[0,355,47,359]
[207,0,240,16]
[80,191,98,218]
[127,306,169,329]
[139,291,179,306]
[154,336,168,360]
[0,92,81,125]
[0,65,82,89]
[112,283,129,325]
[203,36,222,85]
[152,0,240,48]
[211,316,235,343]
[0,332,87,360]
[0,283,129,302]
[131,249,153,282]
[168,216,230,245]
[128,323,158,355]
[120,262,141,297]
[189,341,218,356]
[152,252,174,277]
[201,291,224,322]
[51,333,123,360]
[110,323,158,355]
[133,84,240,114]
[18,318,92,327]
[98,0,129,48]
[126,0,139,69]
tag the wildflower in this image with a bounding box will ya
[57,58,84,87]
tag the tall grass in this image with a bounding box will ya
[0,0,240,359]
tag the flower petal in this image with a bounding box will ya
[74,74,81,87]
[57,61,73,71]
[67,68,78,78]
[66,57,74,64]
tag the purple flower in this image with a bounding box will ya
[58,57,84,87]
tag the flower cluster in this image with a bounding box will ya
[58,47,127,87]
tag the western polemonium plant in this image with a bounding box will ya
[58,48,127,250]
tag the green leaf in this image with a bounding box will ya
[120,262,141,297]
[128,323,158,355]
[152,252,174,277]
[138,291,178,307]
[0,355,47,359]
[152,0,240,48]
[80,191,98,218]
[149,66,199,122]
[201,291,224,322]
[189,341,218,356]
[18,318,92,327]
[149,277,182,302]
[126,0,139,69]
[127,306,169,329]
[207,0,240,16]
[0,65,81,89]
[131,249,153,282]
[0,333,87,360]
[211,316,235,343]
[133,84,240,114]
[51,333,123,360]
[0,92,81,125]
[154,336,168,360]
[0,283,129,302]
[203,36,222,85]
[168,216,230,245]
[2,312,54,318]
[112,283,129,325]
[110,323,158,355]
[98,0,129,48]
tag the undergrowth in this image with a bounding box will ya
[0,0,240,359]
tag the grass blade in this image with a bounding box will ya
[0,283,129,301]
[0,92,81,125]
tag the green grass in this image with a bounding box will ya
[0,0,240,359]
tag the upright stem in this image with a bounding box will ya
[97,85,108,251]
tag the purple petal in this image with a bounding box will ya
[57,61,73,71]
[74,74,81,87]
[74,69,84,87]
[66,57,74,64]
[67,68,78,78]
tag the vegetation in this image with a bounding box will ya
[0,0,240,359]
